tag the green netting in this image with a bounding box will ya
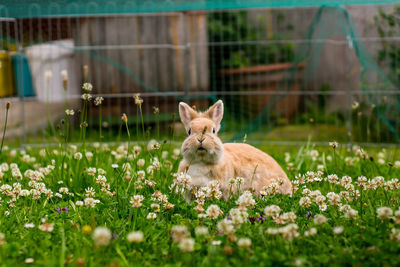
[0,0,398,18]
[229,5,400,143]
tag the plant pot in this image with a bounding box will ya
[220,62,305,119]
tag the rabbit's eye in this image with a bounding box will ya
[188,128,191,135]
[212,128,216,134]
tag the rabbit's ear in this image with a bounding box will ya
[206,100,224,128]
[179,102,198,127]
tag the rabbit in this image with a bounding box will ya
[177,100,292,198]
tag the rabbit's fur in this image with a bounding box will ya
[178,100,292,197]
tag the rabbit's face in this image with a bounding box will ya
[179,101,224,164]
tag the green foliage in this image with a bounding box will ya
[0,141,399,265]
[375,5,400,84]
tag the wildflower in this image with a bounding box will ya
[65,109,74,116]
[24,223,35,228]
[0,233,5,245]
[206,204,223,219]
[134,93,143,105]
[264,205,281,218]
[237,238,251,249]
[94,96,104,106]
[211,240,221,246]
[217,219,235,235]
[121,113,128,123]
[56,207,61,214]
[394,209,400,224]
[92,227,111,246]
[179,238,194,252]
[171,225,189,242]
[76,201,84,206]
[314,214,327,225]
[84,198,100,208]
[74,152,82,160]
[195,226,209,236]
[81,93,92,101]
[333,226,344,234]
[299,197,311,209]
[304,228,317,237]
[127,231,144,243]
[82,225,92,234]
[352,101,359,109]
[377,207,393,221]
[236,190,255,209]
[390,228,400,242]
[137,159,145,167]
[82,82,93,92]
[25,258,34,264]
[329,141,338,149]
[111,164,118,169]
[147,212,157,220]
[39,223,54,232]
[62,206,69,213]
[130,195,144,208]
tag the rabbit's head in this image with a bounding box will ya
[179,100,224,164]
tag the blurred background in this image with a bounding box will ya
[0,0,400,146]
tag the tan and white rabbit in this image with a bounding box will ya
[178,100,292,197]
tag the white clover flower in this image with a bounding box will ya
[211,240,222,245]
[74,152,82,160]
[217,219,235,235]
[84,198,100,208]
[147,212,157,220]
[377,207,393,221]
[76,201,84,206]
[82,82,93,92]
[195,226,209,237]
[390,228,400,242]
[314,214,327,225]
[206,204,222,219]
[24,223,35,228]
[395,161,400,169]
[134,93,143,105]
[237,237,252,249]
[127,231,144,243]
[304,227,317,237]
[264,205,281,218]
[333,226,344,234]
[111,164,119,169]
[38,223,54,232]
[329,141,338,148]
[171,225,189,243]
[130,195,144,208]
[236,190,255,209]
[299,196,311,209]
[25,258,34,264]
[92,227,111,246]
[179,238,194,252]
[94,96,104,106]
[81,93,92,101]
[137,159,145,167]
[65,109,74,116]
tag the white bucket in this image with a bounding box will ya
[25,39,80,102]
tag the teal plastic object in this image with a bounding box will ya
[12,53,36,97]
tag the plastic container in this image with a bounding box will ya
[12,53,36,97]
[0,51,16,97]
[25,39,79,102]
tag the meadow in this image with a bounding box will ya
[0,89,399,266]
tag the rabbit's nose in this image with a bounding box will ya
[197,137,205,143]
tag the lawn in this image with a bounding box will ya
[0,138,399,266]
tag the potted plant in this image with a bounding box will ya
[208,11,304,119]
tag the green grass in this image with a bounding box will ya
[0,139,399,266]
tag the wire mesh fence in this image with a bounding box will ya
[0,2,399,146]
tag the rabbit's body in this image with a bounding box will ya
[178,100,292,197]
